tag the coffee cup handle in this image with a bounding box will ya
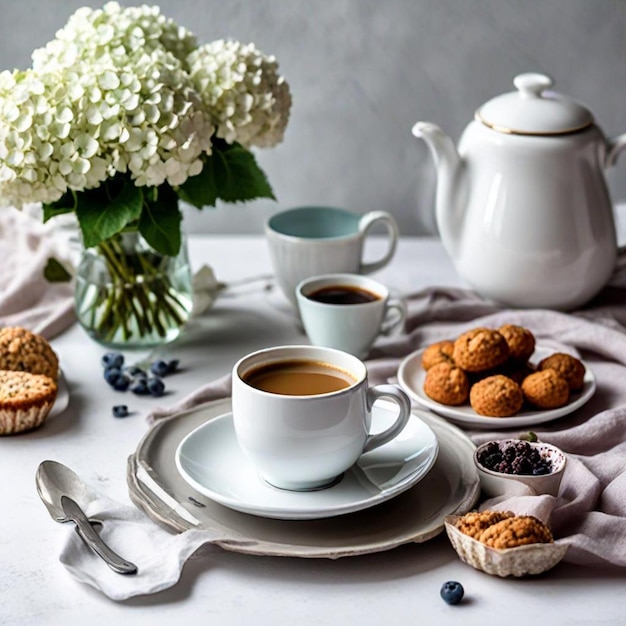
[358,211,399,274]
[362,385,411,454]
[380,298,407,336]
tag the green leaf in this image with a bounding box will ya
[42,191,77,223]
[43,257,72,283]
[76,178,143,248]
[176,141,275,209]
[176,160,218,209]
[138,183,182,256]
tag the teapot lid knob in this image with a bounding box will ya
[514,73,553,99]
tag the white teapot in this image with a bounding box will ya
[413,73,626,310]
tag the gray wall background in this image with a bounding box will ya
[1,0,625,236]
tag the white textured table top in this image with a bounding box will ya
[1,235,623,626]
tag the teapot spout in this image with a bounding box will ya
[412,122,465,256]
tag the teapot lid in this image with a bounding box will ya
[476,73,593,135]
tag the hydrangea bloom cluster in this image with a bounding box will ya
[0,2,290,212]
[187,40,292,149]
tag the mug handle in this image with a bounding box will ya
[380,298,407,336]
[362,384,411,453]
[358,211,399,274]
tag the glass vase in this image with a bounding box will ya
[74,231,194,349]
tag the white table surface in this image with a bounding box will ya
[1,235,624,626]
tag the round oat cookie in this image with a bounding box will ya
[521,370,569,410]
[0,326,59,379]
[478,515,553,549]
[499,361,535,385]
[469,375,523,417]
[498,325,536,362]
[538,352,585,392]
[454,510,515,539]
[452,328,510,373]
[423,361,469,406]
[0,370,58,435]
[421,340,455,371]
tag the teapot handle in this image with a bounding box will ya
[606,133,626,168]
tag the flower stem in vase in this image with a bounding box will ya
[75,232,193,349]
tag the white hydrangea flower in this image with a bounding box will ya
[32,1,197,73]
[0,4,290,210]
[0,68,73,207]
[187,40,291,148]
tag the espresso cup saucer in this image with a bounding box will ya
[175,401,439,520]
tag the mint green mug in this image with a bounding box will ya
[265,206,399,307]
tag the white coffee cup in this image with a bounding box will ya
[231,345,411,491]
[296,273,407,358]
[265,206,399,307]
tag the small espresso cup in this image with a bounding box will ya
[296,273,407,358]
[232,345,411,491]
[265,206,399,307]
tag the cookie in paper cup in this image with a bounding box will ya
[444,514,568,577]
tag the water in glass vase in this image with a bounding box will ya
[74,232,194,349]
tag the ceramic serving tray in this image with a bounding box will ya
[127,398,480,559]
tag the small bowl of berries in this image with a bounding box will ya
[473,436,567,498]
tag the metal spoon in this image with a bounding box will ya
[35,460,138,575]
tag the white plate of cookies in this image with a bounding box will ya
[397,325,596,429]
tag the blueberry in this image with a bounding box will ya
[113,375,130,392]
[130,378,150,395]
[112,405,129,418]
[147,376,165,397]
[167,359,180,374]
[124,365,147,378]
[150,360,170,377]
[102,352,124,369]
[440,581,464,605]
[104,367,122,386]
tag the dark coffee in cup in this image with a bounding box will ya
[243,359,356,395]
[306,285,380,305]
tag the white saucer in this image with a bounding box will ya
[397,345,596,429]
[49,370,69,419]
[175,403,439,520]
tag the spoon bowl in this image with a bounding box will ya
[36,460,97,521]
[36,460,137,575]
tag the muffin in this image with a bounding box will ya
[538,353,585,392]
[498,325,536,362]
[0,327,59,379]
[423,361,470,406]
[453,328,510,372]
[421,340,455,370]
[469,375,523,417]
[0,370,58,435]
[521,370,570,410]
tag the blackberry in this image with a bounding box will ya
[478,440,553,476]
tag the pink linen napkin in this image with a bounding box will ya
[0,206,76,338]
[147,285,626,569]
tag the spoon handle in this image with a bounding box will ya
[61,495,138,575]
